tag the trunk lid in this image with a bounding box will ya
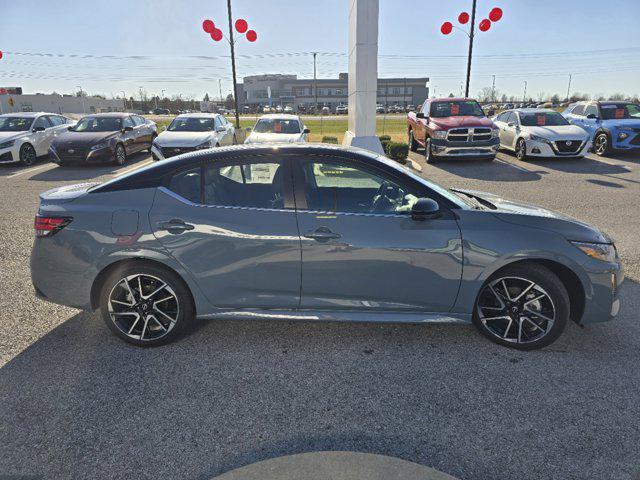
[39,182,100,206]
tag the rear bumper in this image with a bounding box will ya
[431,137,500,157]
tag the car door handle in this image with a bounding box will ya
[157,219,195,234]
[303,227,341,242]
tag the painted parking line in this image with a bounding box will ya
[5,163,55,179]
[495,158,535,173]
[112,159,153,176]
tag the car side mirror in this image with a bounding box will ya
[303,128,310,134]
[67,126,74,131]
[488,109,495,116]
[507,122,516,128]
[216,126,226,133]
[586,113,598,120]
[245,127,252,132]
[411,198,441,221]
[123,126,134,132]
[161,125,167,131]
[32,126,46,132]
[416,112,425,119]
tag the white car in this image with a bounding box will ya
[335,104,348,114]
[151,113,235,161]
[493,109,591,160]
[244,114,310,144]
[0,112,75,166]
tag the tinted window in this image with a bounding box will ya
[47,115,66,126]
[132,115,146,126]
[168,166,201,204]
[571,105,585,116]
[33,116,52,129]
[301,159,419,214]
[584,105,599,118]
[204,160,285,209]
[496,112,510,122]
[430,100,484,118]
[0,117,34,132]
[75,116,122,132]
[122,116,135,128]
[214,116,223,129]
[253,118,301,134]
[167,117,215,132]
[520,112,569,126]
[600,103,640,120]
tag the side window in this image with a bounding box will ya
[47,115,65,126]
[214,116,223,129]
[584,105,598,118]
[495,112,508,122]
[300,159,419,215]
[168,166,201,204]
[571,105,585,116]
[33,116,52,129]
[511,113,520,125]
[132,115,145,126]
[204,160,285,209]
[122,116,135,128]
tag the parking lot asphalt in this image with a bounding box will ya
[0,149,638,480]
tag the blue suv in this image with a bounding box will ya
[563,101,640,156]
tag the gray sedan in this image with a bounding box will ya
[30,144,623,350]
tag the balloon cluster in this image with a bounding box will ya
[202,18,257,42]
[441,7,503,35]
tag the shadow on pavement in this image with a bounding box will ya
[0,155,54,177]
[428,156,544,182]
[586,178,625,188]
[0,280,638,480]
[524,155,631,175]
[28,152,150,182]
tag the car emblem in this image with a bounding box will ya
[565,141,572,146]
[68,149,75,153]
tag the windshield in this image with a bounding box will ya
[168,117,215,132]
[520,111,569,126]
[0,117,34,132]
[73,117,122,132]
[430,101,484,118]
[600,103,640,120]
[254,118,301,134]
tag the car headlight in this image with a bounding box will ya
[571,241,617,262]
[433,130,447,140]
[529,134,552,144]
[195,140,214,150]
[491,128,499,138]
[90,142,109,151]
[0,140,15,149]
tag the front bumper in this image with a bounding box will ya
[50,145,115,164]
[0,145,19,163]
[580,256,624,324]
[526,138,591,158]
[431,137,500,157]
[612,130,640,151]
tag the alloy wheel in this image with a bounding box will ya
[21,144,36,166]
[516,140,526,160]
[108,274,179,342]
[115,145,126,165]
[476,276,556,344]
[594,134,608,155]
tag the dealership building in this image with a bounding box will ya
[0,89,124,115]
[237,73,429,111]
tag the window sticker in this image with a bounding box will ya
[450,104,460,115]
[274,122,282,133]
[536,115,546,126]
[614,108,625,119]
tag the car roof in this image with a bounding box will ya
[430,97,477,102]
[258,114,301,120]
[175,113,222,118]
[80,112,130,118]
[0,112,53,118]
[511,108,556,114]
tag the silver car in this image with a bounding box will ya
[151,113,235,160]
[31,144,623,350]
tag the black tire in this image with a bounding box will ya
[114,143,126,166]
[99,261,195,347]
[515,138,528,161]
[593,132,611,157]
[472,263,569,350]
[424,137,438,164]
[19,143,37,166]
[408,130,419,152]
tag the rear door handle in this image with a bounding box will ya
[304,226,341,242]
[157,218,195,234]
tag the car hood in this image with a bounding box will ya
[453,188,612,243]
[523,124,589,140]
[53,131,119,147]
[155,131,216,147]
[0,131,29,143]
[245,132,304,144]
[431,116,494,129]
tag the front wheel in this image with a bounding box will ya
[515,138,528,161]
[99,262,195,347]
[113,143,126,166]
[593,132,611,157]
[408,130,419,152]
[472,264,569,350]
[19,143,37,166]
[424,137,438,164]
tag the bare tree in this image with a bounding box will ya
[609,92,627,101]
[477,86,498,103]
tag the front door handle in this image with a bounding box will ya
[157,218,195,234]
[304,226,341,242]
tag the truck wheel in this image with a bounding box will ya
[425,138,438,164]
[408,130,419,152]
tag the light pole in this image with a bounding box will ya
[312,52,318,114]
[523,81,528,103]
[491,75,496,102]
[566,74,572,102]
[161,89,165,109]
[76,85,85,113]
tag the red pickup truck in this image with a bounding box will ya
[407,98,500,163]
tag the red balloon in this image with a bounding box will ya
[489,7,503,22]
[440,22,453,35]
[235,19,248,33]
[246,30,257,42]
[202,19,215,33]
[211,28,223,41]
[458,12,469,24]
[479,19,491,32]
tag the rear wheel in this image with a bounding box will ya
[19,143,37,166]
[472,264,569,350]
[408,130,419,152]
[515,138,528,161]
[593,132,611,156]
[99,262,195,347]
[114,143,126,166]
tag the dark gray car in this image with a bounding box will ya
[30,144,623,350]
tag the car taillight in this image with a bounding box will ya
[34,215,72,237]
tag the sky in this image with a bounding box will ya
[1,0,639,102]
